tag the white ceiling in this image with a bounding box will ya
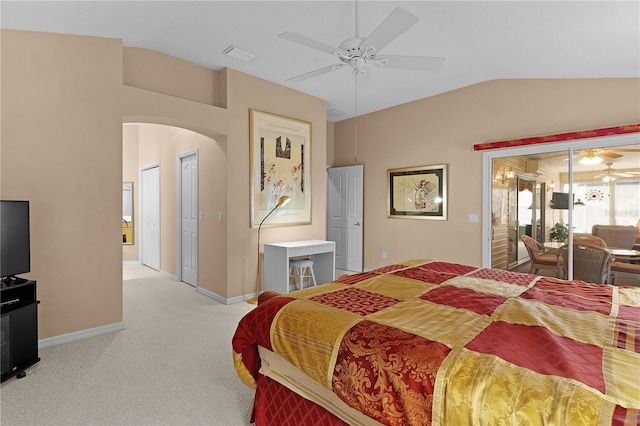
[1,1,639,121]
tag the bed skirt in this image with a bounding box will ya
[253,375,348,426]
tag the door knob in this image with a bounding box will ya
[354,222,361,226]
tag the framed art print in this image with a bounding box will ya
[388,164,448,220]
[250,109,312,228]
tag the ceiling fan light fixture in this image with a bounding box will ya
[602,175,617,182]
[578,155,603,166]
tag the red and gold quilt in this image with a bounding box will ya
[233,260,640,425]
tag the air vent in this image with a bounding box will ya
[222,45,256,63]
[327,109,346,120]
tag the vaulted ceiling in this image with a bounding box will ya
[2,1,639,121]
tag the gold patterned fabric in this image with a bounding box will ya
[232,260,640,425]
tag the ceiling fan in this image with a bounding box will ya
[594,162,640,182]
[278,6,445,83]
[564,148,640,166]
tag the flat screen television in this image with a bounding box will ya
[550,192,572,210]
[0,200,31,283]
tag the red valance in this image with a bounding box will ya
[474,123,640,151]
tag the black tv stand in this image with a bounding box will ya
[1,279,40,382]
[1,275,28,288]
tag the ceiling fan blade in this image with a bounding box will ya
[614,172,634,177]
[599,151,623,158]
[607,148,640,152]
[285,63,346,83]
[279,31,345,56]
[361,7,419,54]
[379,55,445,71]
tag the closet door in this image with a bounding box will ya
[141,166,160,271]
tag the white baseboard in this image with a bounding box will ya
[160,270,178,281]
[226,294,255,305]
[196,286,227,304]
[38,322,125,349]
[195,286,253,305]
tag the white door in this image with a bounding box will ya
[180,153,198,286]
[141,166,160,270]
[327,165,363,272]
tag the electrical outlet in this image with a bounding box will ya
[218,212,223,223]
[382,251,387,259]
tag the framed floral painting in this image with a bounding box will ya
[250,109,312,228]
[387,164,448,220]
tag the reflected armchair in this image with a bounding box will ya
[568,233,607,247]
[592,225,639,249]
[559,244,612,284]
[521,235,564,278]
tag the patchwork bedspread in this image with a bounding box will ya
[233,260,640,425]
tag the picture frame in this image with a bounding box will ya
[387,164,448,220]
[250,109,312,228]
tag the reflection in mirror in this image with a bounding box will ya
[123,182,134,245]
[490,142,640,280]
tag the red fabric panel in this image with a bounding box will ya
[465,321,605,393]
[618,305,640,322]
[232,296,295,380]
[421,261,477,275]
[392,267,458,284]
[468,268,536,287]
[473,123,640,151]
[309,287,401,316]
[613,319,639,354]
[421,286,506,316]
[253,375,349,426]
[612,404,640,426]
[332,320,450,426]
[521,279,613,315]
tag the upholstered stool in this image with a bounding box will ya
[289,257,316,290]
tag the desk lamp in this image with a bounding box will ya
[247,195,290,304]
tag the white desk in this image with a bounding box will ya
[263,239,336,294]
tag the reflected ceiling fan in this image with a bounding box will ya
[278,6,445,83]
[594,162,640,182]
[564,148,640,166]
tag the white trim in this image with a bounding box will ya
[38,322,125,349]
[482,132,640,269]
[196,286,259,305]
[160,269,178,281]
[196,286,231,305]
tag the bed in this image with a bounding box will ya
[232,259,640,425]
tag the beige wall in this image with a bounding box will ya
[334,79,640,269]
[1,30,124,338]
[2,29,327,339]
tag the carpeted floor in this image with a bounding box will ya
[0,264,256,425]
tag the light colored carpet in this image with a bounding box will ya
[0,264,256,425]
